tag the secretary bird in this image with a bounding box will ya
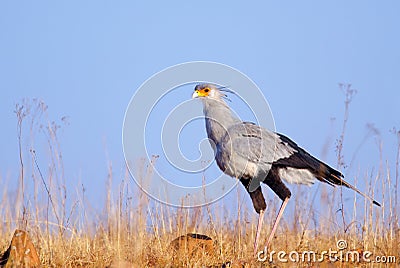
[192,83,380,254]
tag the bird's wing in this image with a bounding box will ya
[221,122,318,186]
[222,122,296,166]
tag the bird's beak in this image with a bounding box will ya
[192,91,199,99]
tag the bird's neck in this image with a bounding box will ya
[202,98,240,145]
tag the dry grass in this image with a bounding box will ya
[1,91,399,267]
[0,178,398,267]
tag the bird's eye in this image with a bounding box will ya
[204,88,209,93]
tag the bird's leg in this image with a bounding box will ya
[239,178,267,255]
[264,197,290,251]
[254,209,265,255]
[262,168,292,252]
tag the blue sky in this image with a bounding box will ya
[1,1,399,217]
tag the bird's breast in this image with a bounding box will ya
[215,145,260,179]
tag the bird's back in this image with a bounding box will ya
[215,122,295,180]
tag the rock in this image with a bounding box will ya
[0,229,40,267]
[169,233,215,258]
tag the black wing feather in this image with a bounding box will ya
[274,133,344,186]
[273,133,381,206]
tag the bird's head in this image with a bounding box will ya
[192,84,228,100]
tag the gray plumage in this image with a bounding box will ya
[201,91,294,182]
[192,83,380,254]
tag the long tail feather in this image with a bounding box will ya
[330,174,381,206]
